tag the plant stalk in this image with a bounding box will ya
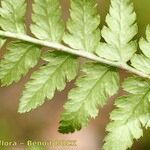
[0,30,150,79]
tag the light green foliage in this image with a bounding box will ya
[0,0,26,33]
[31,0,64,41]
[0,0,41,87]
[96,0,138,62]
[59,63,119,133]
[63,0,100,52]
[18,51,79,113]
[103,76,150,150]
[0,0,150,150]
[131,25,150,74]
[18,0,79,113]
[0,41,41,86]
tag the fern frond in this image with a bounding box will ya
[63,0,100,52]
[0,1,150,149]
[103,76,150,150]
[31,0,64,41]
[131,25,150,74]
[59,63,119,133]
[0,0,26,33]
[18,51,79,113]
[0,0,39,86]
[18,0,79,113]
[96,0,138,62]
[0,41,41,86]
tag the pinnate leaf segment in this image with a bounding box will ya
[0,0,150,149]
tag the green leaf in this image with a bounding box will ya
[0,41,41,86]
[122,76,150,94]
[103,76,150,150]
[63,0,100,52]
[19,0,79,113]
[18,51,79,113]
[0,0,26,33]
[0,37,6,48]
[59,63,119,133]
[139,25,150,58]
[96,0,137,62]
[131,54,150,74]
[31,0,64,42]
[131,25,150,74]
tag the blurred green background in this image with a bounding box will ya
[0,0,150,150]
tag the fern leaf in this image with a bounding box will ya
[103,76,150,150]
[131,25,150,74]
[96,0,137,62]
[31,0,64,42]
[18,0,79,113]
[0,0,26,33]
[63,0,100,52]
[59,63,119,133]
[18,51,79,113]
[0,41,41,86]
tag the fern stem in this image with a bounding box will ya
[0,30,150,79]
